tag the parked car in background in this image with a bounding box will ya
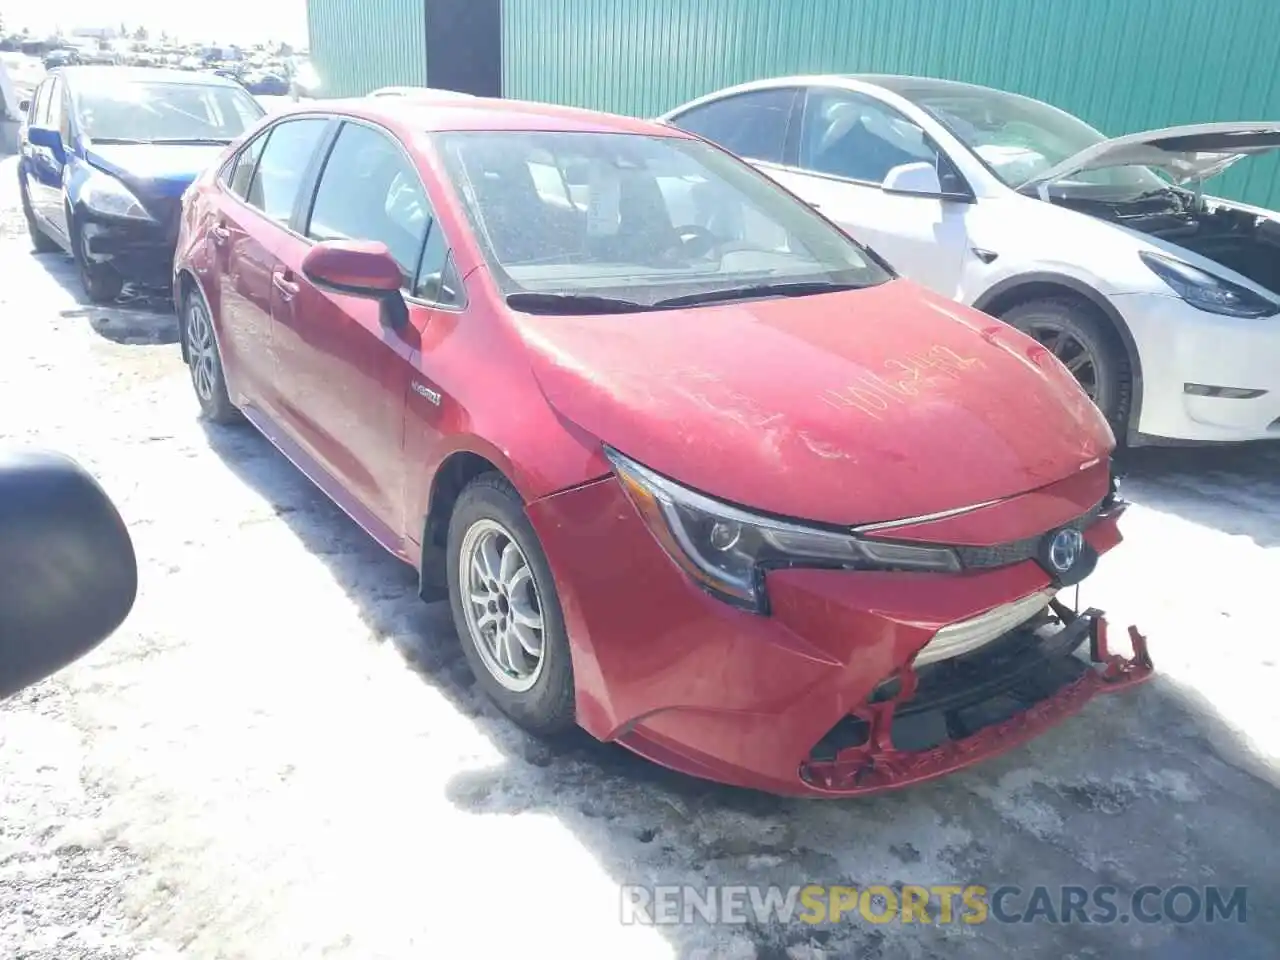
[171,96,1149,797]
[662,75,1280,446]
[18,66,266,302]
[43,48,81,69]
[242,72,290,96]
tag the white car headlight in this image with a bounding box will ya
[1140,251,1279,319]
[606,447,960,613]
[80,170,154,222]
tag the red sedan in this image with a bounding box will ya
[173,96,1153,797]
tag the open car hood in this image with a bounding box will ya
[1018,121,1280,189]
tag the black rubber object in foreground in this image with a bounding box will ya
[0,448,138,700]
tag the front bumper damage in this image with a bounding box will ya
[80,212,179,289]
[799,602,1154,794]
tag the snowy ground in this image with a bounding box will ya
[1,154,1279,960]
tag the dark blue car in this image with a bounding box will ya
[18,66,266,302]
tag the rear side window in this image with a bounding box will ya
[246,118,329,224]
[305,121,431,282]
[669,88,799,164]
[225,133,268,202]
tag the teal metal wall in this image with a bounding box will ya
[307,0,427,98]
[502,0,1280,208]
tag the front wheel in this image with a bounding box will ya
[70,212,124,304]
[1000,297,1131,436]
[181,285,241,424]
[447,474,576,736]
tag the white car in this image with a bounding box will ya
[660,75,1280,445]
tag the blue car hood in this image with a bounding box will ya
[85,142,226,199]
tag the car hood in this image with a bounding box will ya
[85,142,227,198]
[1019,122,1280,190]
[515,280,1113,526]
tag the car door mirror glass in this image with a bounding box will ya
[881,161,943,196]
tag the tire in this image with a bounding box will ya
[19,178,61,254]
[447,473,576,736]
[180,283,241,424]
[999,297,1131,436]
[69,211,124,304]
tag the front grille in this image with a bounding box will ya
[954,501,1104,570]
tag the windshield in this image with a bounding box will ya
[903,85,1170,196]
[74,80,264,144]
[432,130,891,308]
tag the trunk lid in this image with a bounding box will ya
[515,279,1113,526]
[1018,121,1280,190]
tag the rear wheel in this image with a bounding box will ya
[19,179,61,254]
[181,284,241,424]
[447,474,576,736]
[70,212,124,304]
[1000,297,1131,436]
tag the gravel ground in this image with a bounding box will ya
[1,153,1279,960]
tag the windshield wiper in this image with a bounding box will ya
[88,137,152,145]
[505,292,649,314]
[653,280,869,309]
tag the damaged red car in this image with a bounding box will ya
[174,97,1153,797]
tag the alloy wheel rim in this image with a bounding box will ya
[459,518,546,693]
[185,299,218,402]
[1024,321,1100,401]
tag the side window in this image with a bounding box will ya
[246,118,330,224]
[27,81,48,124]
[799,89,966,192]
[53,83,71,141]
[33,79,54,127]
[306,121,431,283]
[668,88,798,164]
[224,133,268,202]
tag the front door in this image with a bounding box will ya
[270,120,435,535]
[26,77,68,238]
[768,87,972,299]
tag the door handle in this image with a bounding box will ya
[210,223,231,245]
[272,270,299,301]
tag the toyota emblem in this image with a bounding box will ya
[1048,527,1084,573]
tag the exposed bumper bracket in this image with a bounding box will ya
[799,610,1154,795]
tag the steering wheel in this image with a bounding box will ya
[671,223,720,259]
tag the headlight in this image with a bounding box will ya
[1140,250,1278,318]
[605,447,960,613]
[80,170,153,221]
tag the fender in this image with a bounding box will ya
[971,271,1145,445]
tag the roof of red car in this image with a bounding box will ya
[301,95,689,138]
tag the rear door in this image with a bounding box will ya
[206,116,332,416]
[270,119,434,535]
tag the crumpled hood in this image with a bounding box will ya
[1019,121,1280,190]
[85,142,226,199]
[515,279,1113,526]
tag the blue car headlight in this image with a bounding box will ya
[80,169,154,222]
[1140,250,1279,318]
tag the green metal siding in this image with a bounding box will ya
[502,0,1280,208]
[307,0,427,98]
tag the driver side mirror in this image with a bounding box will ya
[27,126,65,158]
[0,449,138,701]
[301,240,410,331]
[881,161,943,197]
